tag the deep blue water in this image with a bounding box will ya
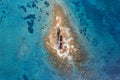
[0,0,120,80]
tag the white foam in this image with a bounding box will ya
[47,16,78,63]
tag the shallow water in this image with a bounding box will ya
[0,0,120,80]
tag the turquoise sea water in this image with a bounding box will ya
[0,0,120,80]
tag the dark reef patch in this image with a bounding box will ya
[27,3,31,8]
[27,20,34,34]
[2,10,5,13]
[44,1,49,7]
[26,1,38,9]
[24,14,36,20]
[19,5,27,12]
[23,74,29,80]
[79,26,87,36]
[23,14,36,34]
[46,12,49,16]
[28,26,34,34]
[39,8,42,12]
[80,18,88,27]
[32,1,38,9]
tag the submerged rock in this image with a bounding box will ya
[45,4,87,76]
